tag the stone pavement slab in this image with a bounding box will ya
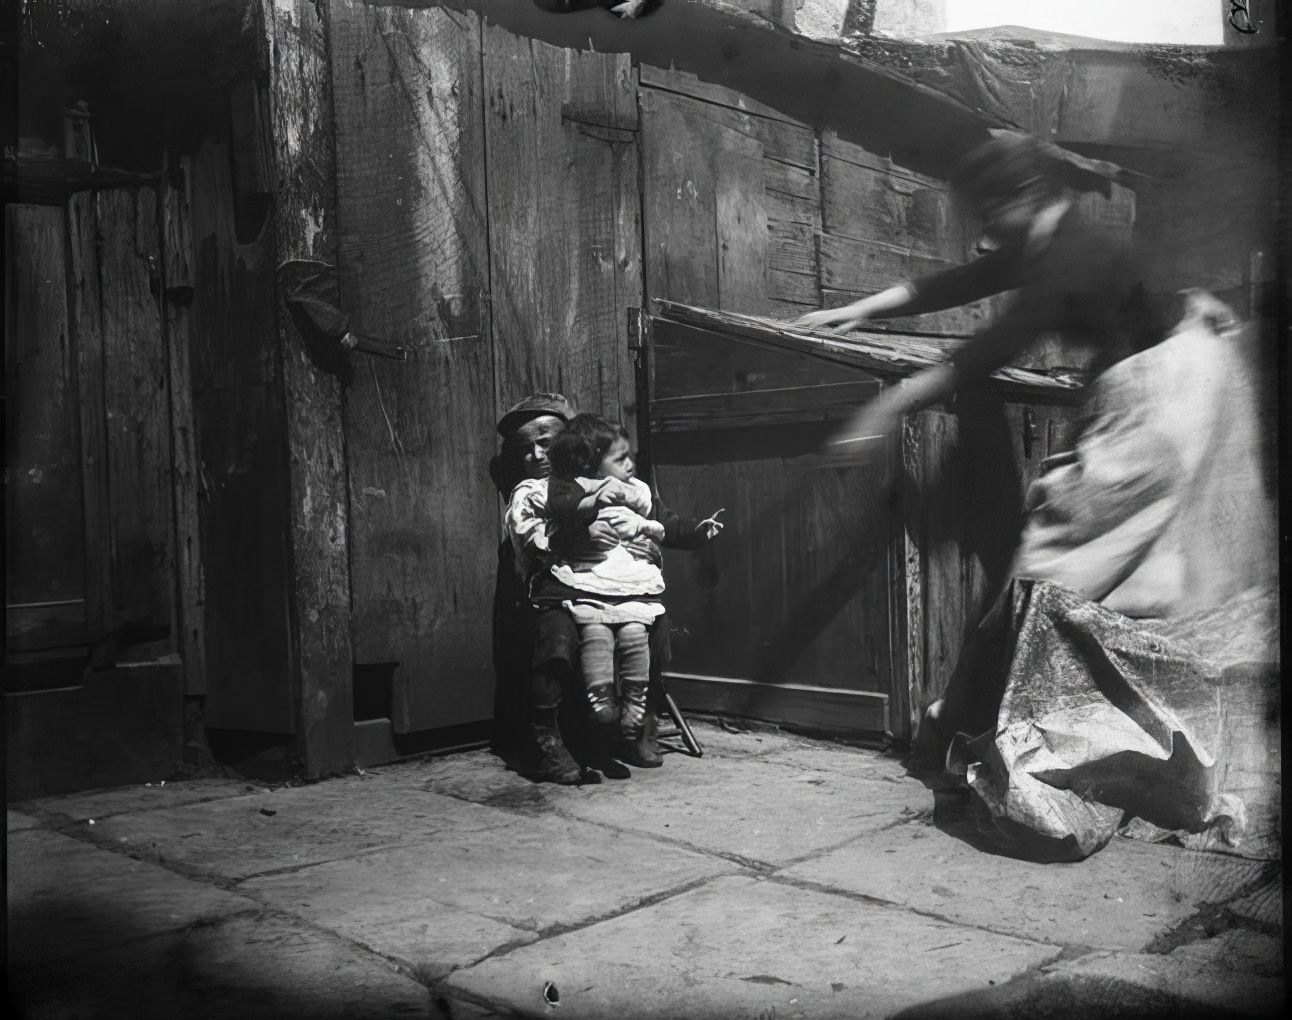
[21,777,255,822]
[243,810,738,937]
[781,818,1267,951]
[757,742,912,782]
[81,780,504,881]
[547,753,930,867]
[241,854,534,982]
[7,828,258,967]
[413,750,547,804]
[11,912,434,1020]
[445,874,1060,1019]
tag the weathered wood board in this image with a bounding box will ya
[485,25,641,424]
[4,205,89,652]
[162,161,207,696]
[818,130,987,337]
[95,189,175,636]
[639,70,820,319]
[264,0,354,772]
[66,193,111,643]
[330,0,497,733]
[639,76,831,401]
[652,439,893,699]
[187,136,293,733]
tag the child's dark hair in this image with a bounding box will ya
[548,413,629,480]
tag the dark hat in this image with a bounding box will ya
[496,392,576,437]
[952,129,1136,205]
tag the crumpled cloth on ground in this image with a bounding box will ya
[962,580,1279,862]
[958,307,1279,861]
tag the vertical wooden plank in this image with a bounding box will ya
[919,408,965,702]
[888,409,923,740]
[67,192,111,640]
[263,0,353,774]
[715,148,769,313]
[96,189,175,636]
[4,205,89,651]
[613,88,644,439]
[329,0,496,734]
[484,26,640,421]
[187,136,294,733]
[162,160,207,695]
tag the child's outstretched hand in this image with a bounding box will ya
[697,508,725,541]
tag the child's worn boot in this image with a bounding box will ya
[585,683,630,779]
[529,708,583,785]
[617,681,663,768]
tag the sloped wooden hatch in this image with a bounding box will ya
[640,299,1083,741]
[649,299,1083,403]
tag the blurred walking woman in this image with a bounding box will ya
[796,130,1166,449]
[794,131,1278,860]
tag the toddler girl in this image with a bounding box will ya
[538,414,722,753]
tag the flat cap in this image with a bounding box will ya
[496,392,576,437]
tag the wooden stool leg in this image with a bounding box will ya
[661,691,703,757]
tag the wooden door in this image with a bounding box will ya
[5,204,91,659]
[6,189,193,682]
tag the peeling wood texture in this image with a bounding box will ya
[329,0,496,733]
[162,163,207,695]
[484,25,641,422]
[264,0,353,774]
[4,205,90,652]
[889,412,923,740]
[188,136,293,733]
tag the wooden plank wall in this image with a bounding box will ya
[187,135,294,732]
[4,205,90,652]
[96,189,176,634]
[485,26,641,425]
[639,67,827,400]
[329,0,496,733]
[326,8,646,733]
[636,68,902,716]
[161,163,207,696]
[635,61,1133,737]
[67,194,112,642]
[658,447,893,695]
[818,131,986,337]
